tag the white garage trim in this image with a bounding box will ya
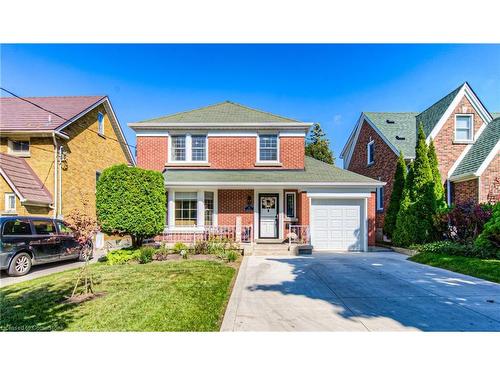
[309,197,367,252]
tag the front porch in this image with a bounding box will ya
[163,188,310,246]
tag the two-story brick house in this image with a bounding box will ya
[340,82,500,239]
[0,96,135,223]
[131,101,383,251]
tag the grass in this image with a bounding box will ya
[0,260,236,331]
[410,252,500,284]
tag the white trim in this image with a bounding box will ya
[168,133,208,164]
[447,120,488,178]
[257,133,280,163]
[307,192,372,199]
[476,139,500,176]
[130,122,312,129]
[376,185,384,211]
[427,83,493,142]
[7,138,31,157]
[207,131,257,137]
[254,189,284,240]
[165,181,385,187]
[342,114,400,169]
[366,139,374,166]
[4,192,16,212]
[284,191,297,219]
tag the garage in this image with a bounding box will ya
[310,198,365,251]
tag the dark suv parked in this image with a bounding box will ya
[0,216,91,277]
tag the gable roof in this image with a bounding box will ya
[0,153,53,205]
[0,96,105,130]
[363,112,419,158]
[416,83,464,136]
[164,156,383,186]
[135,101,302,124]
[451,117,500,179]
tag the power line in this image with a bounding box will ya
[1,87,136,150]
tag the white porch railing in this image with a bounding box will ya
[162,225,253,244]
[288,225,310,245]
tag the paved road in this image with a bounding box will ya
[0,250,105,288]
[222,252,500,331]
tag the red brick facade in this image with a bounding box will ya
[217,189,254,226]
[136,136,168,171]
[280,137,305,169]
[433,96,484,181]
[368,192,376,246]
[480,153,500,203]
[209,137,256,169]
[297,191,310,226]
[452,179,479,204]
[346,120,398,231]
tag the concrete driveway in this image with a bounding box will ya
[221,252,500,331]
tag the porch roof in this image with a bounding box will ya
[164,156,384,186]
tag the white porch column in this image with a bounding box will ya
[197,190,205,228]
[167,188,175,229]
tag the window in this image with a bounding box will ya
[259,135,278,161]
[97,112,104,135]
[204,192,214,226]
[367,140,374,165]
[4,193,16,212]
[171,136,186,161]
[174,192,197,226]
[33,220,57,235]
[376,186,384,211]
[8,139,30,156]
[455,115,473,142]
[285,192,296,219]
[2,219,32,235]
[95,171,101,191]
[57,221,74,235]
[192,136,207,161]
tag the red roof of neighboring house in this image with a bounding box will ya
[0,153,53,205]
[0,96,105,130]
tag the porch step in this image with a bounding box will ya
[245,243,295,256]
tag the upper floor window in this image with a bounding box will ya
[170,134,207,163]
[8,139,30,156]
[97,112,105,135]
[191,136,207,161]
[259,135,278,161]
[376,186,384,211]
[171,136,187,161]
[367,140,374,165]
[455,114,473,142]
[4,193,16,212]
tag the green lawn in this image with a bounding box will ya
[410,252,500,284]
[1,260,236,331]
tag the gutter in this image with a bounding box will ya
[52,134,58,219]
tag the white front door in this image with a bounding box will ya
[259,195,278,238]
[311,199,363,251]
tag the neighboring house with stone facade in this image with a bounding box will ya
[0,96,135,225]
[341,82,500,239]
[131,101,384,251]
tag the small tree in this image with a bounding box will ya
[383,151,407,238]
[65,198,100,298]
[96,164,166,247]
[305,123,335,164]
[428,139,446,209]
[475,202,500,259]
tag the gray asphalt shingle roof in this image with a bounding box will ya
[364,112,419,158]
[164,156,381,185]
[137,101,302,124]
[452,118,500,177]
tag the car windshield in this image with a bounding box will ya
[2,219,32,236]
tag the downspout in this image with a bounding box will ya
[446,179,451,206]
[59,145,63,218]
[52,134,58,219]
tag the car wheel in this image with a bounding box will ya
[8,252,32,276]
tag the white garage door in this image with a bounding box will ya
[311,199,363,251]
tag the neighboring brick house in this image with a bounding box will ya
[0,96,135,224]
[341,82,500,239]
[131,101,383,251]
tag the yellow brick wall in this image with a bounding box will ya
[0,102,131,219]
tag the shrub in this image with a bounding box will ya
[437,200,493,244]
[226,250,239,263]
[152,248,169,261]
[105,249,140,265]
[475,203,500,259]
[193,240,209,254]
[96,164,166,247]
[206,237,229,254]
[409,240,469,256]
[384,151,406,238]
[138,247,155,264]
[172,242,189,253]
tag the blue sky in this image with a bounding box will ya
[1,44,499,165]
